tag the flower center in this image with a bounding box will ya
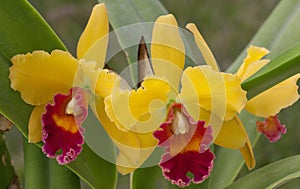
[173,111,189,135]
[65,97,83,116]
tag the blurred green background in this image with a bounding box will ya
[6,0,300,188]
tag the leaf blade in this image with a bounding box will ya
[225,155,300,189]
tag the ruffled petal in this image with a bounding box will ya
[42,87,88,164]
[186,23,219,71]
[256,115,287,142]
[154,103,214,187]
[9,50,78,105]
[160,150,214,187]
[179,66,247,121]
[28,105,46,143]
[104,77,171,132]
[95,69,122,98]
[246,74,300,117]
[73,60,120,99]
[239,59,269,82]
[77,3,108,68]
[236,45,269,79]
[94,96,157,174]
[151,14,185,90]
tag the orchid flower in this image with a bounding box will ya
[9,3,109,164]
[236,46,300,142]
[101,14,252,187]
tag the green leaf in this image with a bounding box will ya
[0,134,16,189]
[132,166,162,189]
[0,0,66,57]
[208,111,261,189]
[210,1,300,188]
[23,140,48,189]
[0,51,32,137]
[225,155,300,189]
[0,0,117,188]
[242,42,300,99]
[228,0,300,73]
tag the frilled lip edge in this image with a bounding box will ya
[159,150,215,187]
[41,87,87,164]
[256,115,287,143]
[154,102,215,187]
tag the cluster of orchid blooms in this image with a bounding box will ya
[8,3,299,187]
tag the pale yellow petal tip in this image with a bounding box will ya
[117,165,136,175]
[77,2,108,59]
[248,45,270,54]
[240,138,256,170]
[156,14,177,25]
[116,152,139,175]
[237,45,270,79]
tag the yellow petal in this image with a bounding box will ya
[74,60,120,98]
[77,3,108,68]
[239,59,269,82]
[9,50,77,105]
[215,115,255,169]
[179,66,247,121]
[237,45,269,79]
[246,74,300,117]
[95,69,121,98]
[151,14,185,90]
[214,116,248,149]
[28,105,46,143]
[240,137,256,170]
[104,77,171,133]
[223,72,248,120]
[93,96,157,174]
[186,23,219,71]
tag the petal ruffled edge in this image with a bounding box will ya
[246,74,300,117]
[160,150,214,187]
[179,66,247,122]
[94,96,158,174]
[154,103,215,187]
[104,77,171,132]
[42,87,87,164]
[256,115,287,143]
[236,45,269,79]
[9,50,77,105]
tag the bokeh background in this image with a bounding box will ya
[6,0,300,188]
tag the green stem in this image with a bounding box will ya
[48,159,80,189]
[23,139,47,189]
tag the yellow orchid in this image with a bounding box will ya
[96,14,251,186]
[236,45,300,142]
[186,24,256,169]
[9,3,109,164]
